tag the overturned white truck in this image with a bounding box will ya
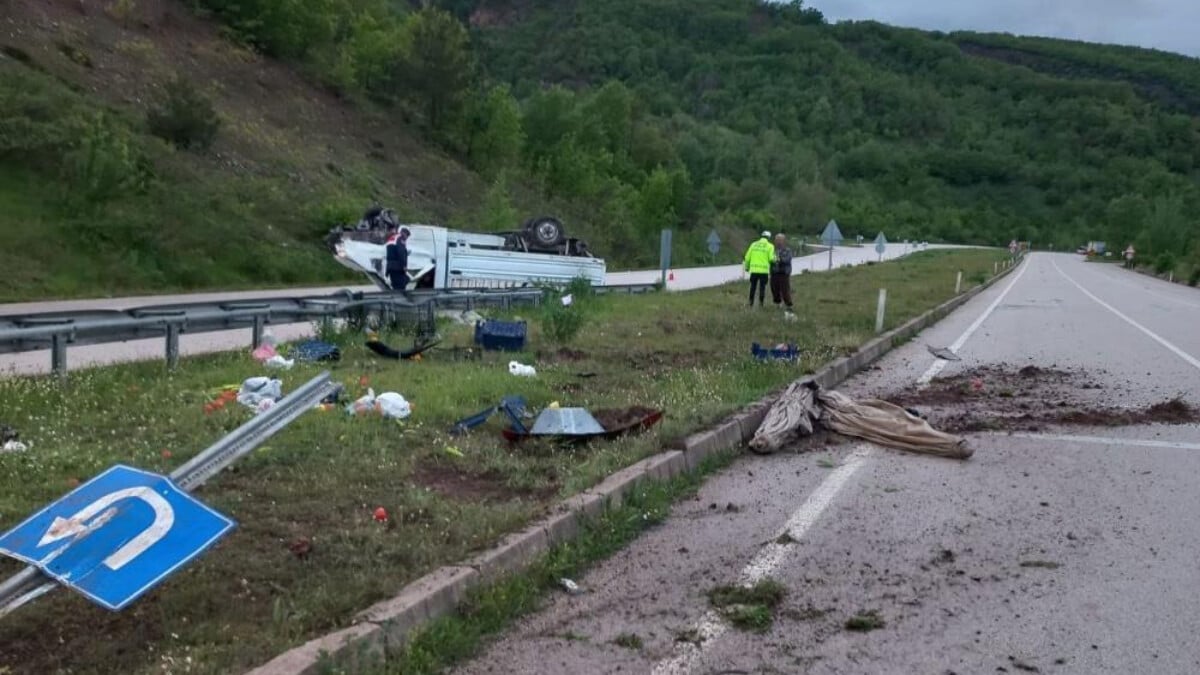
[325,211,606,291]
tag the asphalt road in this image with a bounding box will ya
[0,243,952,376]
[452,253,1200,675]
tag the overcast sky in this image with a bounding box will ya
[811,0,1200,58]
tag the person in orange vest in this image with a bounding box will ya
[743,230,776,307]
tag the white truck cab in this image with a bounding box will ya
[326,217,606,291]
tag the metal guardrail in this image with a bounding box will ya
[0,372,340,618]
[0,283,659,375]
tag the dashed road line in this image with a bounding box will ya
[916,256,1031,386]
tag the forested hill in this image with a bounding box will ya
[2,0,1198,300]
[460,0,1200,275]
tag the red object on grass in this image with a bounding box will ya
[373,507,388,522]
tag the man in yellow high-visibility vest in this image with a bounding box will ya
[743,230,776,307]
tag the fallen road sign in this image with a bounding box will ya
[0,464,234,611]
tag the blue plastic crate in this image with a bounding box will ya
[474,320,527,351]
[751,342,800,361]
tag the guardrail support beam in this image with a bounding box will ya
[251,316,265,349]
[165,324,180,370]
[50,333,67,380]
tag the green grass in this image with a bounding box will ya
[844,610,886,632]
[0,248,1007,674]
[373,452,733,674]
[707,578,787,633]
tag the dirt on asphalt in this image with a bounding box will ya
[880,365,1200,434]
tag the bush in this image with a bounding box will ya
[1153,252,1175,275]
[1188,267,1200,287]
[63,112,152,210]
[540,302,587,344]
[146,77,220,150]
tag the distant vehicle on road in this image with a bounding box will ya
[324,210,605,292]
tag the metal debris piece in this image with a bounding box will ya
[531,408,606,436]
[927,345,961,361]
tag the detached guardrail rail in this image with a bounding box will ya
[0,283,660,375]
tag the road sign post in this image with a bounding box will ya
[659,229,673,286]
[0,465,234,611]
[706,229,720,265]
[821,220,844,270]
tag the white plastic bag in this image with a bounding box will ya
[238,377,283,411]
[508,361,537,377]
[346,388,377,415]
[375,392,412,419]
[264,355,295,370]
[1,440,28,454]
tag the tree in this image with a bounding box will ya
[479,172,519,231]
[396,7,471,132]
[468,85,525,177]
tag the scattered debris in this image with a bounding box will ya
[927,345,961,361]
[844,610,886,632]
[775,532,798,545]
[346,389,377,416]
[264,355,295,370]
[375,392,412,419]
[508,360,537,377]
[237,377,283,413]
[1019,560,1061,569]
[707,579,786,633]
[590,406,660,432]
[751,380,971,459]
[559,578,584,595]
[612,633,643,650]
[373,507,388,522]
[1,425,25,452]
[816,457,837,468]
[288,537,313,560]
[292,340,341,362]
[436,309,486,325]
[366,338,440,361]
[934,549,956,564]
[2,440,28,454]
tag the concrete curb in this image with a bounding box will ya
[244,259,1022,675]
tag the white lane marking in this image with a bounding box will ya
[1084,262,1200,310]
[916,258,1031,386]
[1004,432,1200,451]
[650,448,873,675]
[652,260,1034,674]
[1053,259,1200,372]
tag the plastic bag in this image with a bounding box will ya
[2,440,28,454]
[346,388,377,416]
[264,355,295,370]
[508,361,537,377]
[375,392,412,419]
[252,343,278,362]
[238,377,283,411]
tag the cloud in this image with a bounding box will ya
[810,0,1200,57]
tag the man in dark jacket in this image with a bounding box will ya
[770,233,794,312]
[385,227,410,291]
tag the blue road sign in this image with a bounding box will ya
[874,232,888,256]
[706,229,721,256]
[0,464,235,611]
[820,220,844,246]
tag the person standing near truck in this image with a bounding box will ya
[385,227,411,291]
[770,233,794,313]
[743,230,776,307]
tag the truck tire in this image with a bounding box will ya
[523,217,565,249]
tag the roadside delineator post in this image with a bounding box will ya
[955,271,962,294]
[875,288,887,334]
[994,261,998,275]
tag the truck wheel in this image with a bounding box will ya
[524,217,565,248]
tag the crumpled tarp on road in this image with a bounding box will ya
[750,381,971,459]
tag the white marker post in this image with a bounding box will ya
[875,289,887,334]
[994,261,999,275]
[955,271,962,294]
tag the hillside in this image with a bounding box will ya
[2,0,1199,302]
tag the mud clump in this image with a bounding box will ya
[591,406,659,432]
[412,463,556,503]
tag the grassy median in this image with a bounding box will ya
[0,248,1005,674]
